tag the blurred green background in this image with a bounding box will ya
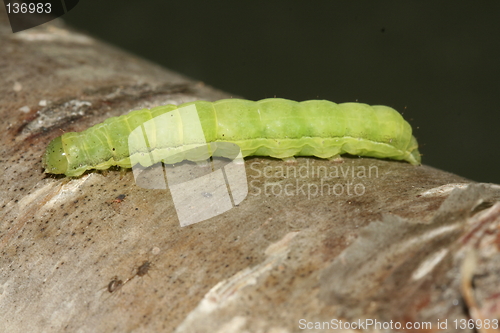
[63,1,500,183]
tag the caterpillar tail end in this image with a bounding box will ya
[409,148,422,165]
[43,136,68,175]
[404,136,421,165]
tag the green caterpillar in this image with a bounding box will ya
[43,98,421,177]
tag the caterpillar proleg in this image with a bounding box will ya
[43,98,421,177]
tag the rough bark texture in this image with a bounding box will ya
[1,8,499,333]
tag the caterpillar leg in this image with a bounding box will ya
[119,167,128,179]
[195,159,211,168]
[282,156,297,164]
[328,155,344,163]
[232,157,245,165]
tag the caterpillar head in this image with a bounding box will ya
[43,136,68,175]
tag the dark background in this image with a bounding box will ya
[62,1,500,183]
